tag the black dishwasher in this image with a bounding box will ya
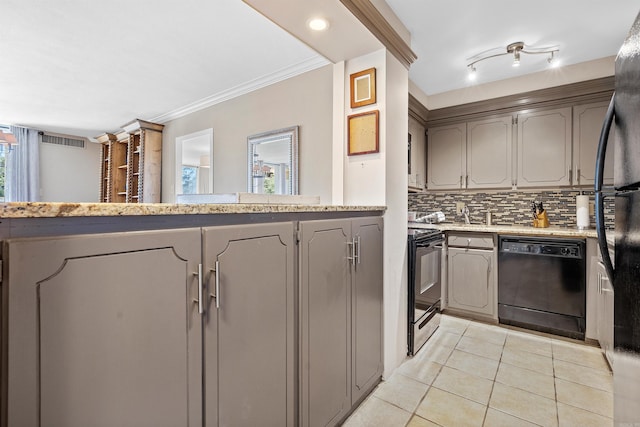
[498,235,586,339]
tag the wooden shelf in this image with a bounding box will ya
[97,120,163,203]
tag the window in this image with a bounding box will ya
[181,165,198,194]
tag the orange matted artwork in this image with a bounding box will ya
[350,68,376,108]
[348,110,379,156]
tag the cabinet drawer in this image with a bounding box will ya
[448,233,494,249]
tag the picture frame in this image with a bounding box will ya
[348,110,379,156]
[350,68,376,108]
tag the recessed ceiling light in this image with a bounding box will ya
[308,18,329,31]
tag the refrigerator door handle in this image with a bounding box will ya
[594,93,615,283]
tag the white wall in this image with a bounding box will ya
[341,48,409,377]
[383,50,409,378]
[343,50,387,205]
[161,65,334,203]
[39,139,101,202]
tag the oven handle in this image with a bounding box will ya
[416,240,444,249]
[418,307,439,329]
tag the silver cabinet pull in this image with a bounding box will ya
[347,239,355,265]
[577,169,581,186]
[568,167,573,184]
[356,236,361,265]
[214,260,220,309]
[466,175,469,187]
[198,263,204,314]
[193,264,204,315]
[459,175,463,188]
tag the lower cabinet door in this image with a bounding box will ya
[4,229,203,427]
[351,217,383,405]
[299,219,352,427]
[447,247,495,316]
[203,222,295,427]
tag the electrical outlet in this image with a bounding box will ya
[456,202,465,215]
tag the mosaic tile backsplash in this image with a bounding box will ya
[408,189,615,229]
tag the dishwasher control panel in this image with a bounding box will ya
[500,238,583,258]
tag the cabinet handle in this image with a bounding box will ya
[597,272,602,294]
[347,240,354,265]
[356,236,361,265]
[214,260,220,309]
[577,169,581,186]
[569,167,573,184]
[460,175,463,188]
[193,264,204,315]
[466,175,469,187]
[198,263,204,314]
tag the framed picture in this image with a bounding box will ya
[348,110,379,156]
[350,68,376,108]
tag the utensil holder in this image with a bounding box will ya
[533,210,550,228]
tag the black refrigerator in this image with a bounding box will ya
[595,11,640,426]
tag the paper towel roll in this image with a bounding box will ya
[576,195,590,229]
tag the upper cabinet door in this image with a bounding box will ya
[427,123,466,190]
[517,107,572,187]
[573,101,615,187]
[467,116,513,189]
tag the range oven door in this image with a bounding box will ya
[409,240,442,355]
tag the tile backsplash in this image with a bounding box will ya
[408,189,614,229]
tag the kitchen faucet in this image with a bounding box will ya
[463,206,470,224]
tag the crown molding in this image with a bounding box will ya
[427,76,614,127]
[408,94,429,126]
[151,56,330,124]
[339,0,417,68]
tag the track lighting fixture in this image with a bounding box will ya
[466,41,559,77]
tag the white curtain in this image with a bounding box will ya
[5,126,40,202]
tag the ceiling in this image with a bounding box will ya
[386,0,640,96]
[0,0,327,139]
[2,0,639,139]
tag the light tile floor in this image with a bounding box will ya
[343,315,613,427]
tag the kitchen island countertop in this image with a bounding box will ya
[0,202,385,219]
[408,221,598,239]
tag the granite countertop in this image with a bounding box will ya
[409,221,598,239]
[0,202,386,219]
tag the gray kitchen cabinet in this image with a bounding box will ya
[573,101,615,187]
[299,217,383,427]
[446,234,496,318]
[427,117,512,190]
[202,222,295,427]
[466,116,513,189]
[596,260,614,367]
[351,217,384,405]
[516,107,572,187]
[408,115,427,191]
[427,123,466,190]
[2,229,203,427]
[585,239,600,340]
